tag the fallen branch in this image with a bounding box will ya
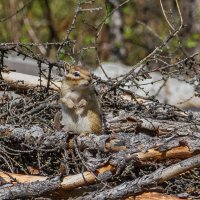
[0,145,193,189]
[2,71,61,91]
[135,146,192,161]
[0,145,193,194]
[0,171,186,200]
[79,154,200,200]
[0,125,197,161]
[0,165,114,190]
[61,165,113,189]
[0,177,60,200]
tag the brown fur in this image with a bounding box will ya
[60,65,102,134]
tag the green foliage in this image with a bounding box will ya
[83,36,95,45]
[124,25,132,39]
[0,0,199,64]
[185,34,199,48]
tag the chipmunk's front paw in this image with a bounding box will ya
[78,99,87,108]
[75,99,87,115]
[67,99,75,109]
[61,98,75,109]
[75,107,85,115]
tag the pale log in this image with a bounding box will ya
[0,165,114,190]
[2,71,61,91]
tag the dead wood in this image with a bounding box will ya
[0,165,113,190]
[127,192,186,200]
[0,145,193,190]
[0,1,199,199]
[0,172,47,183]
[61,165,114,189]
[1,75,200,199]
[78,154,200,200]
[0,123,199,199]
[0,171,187,200]
[50,191,187,200]
[1,78,199,199]
[0,177,60,200]
[2,71,61,91]
[0,123,199,159]
[0,123,198,179]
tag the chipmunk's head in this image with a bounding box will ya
[64,65,92,90]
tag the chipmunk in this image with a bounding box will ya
[60,65,102,135]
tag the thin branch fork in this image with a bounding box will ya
[160,0,183,32]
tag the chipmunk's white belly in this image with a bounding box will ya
[61,107,92,133]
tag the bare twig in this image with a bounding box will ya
[56,0,82,60]
[0,0,32,22]
[160,0,175,30]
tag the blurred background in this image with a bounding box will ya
[0,0,200,66]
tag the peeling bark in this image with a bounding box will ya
[0,177,60,200]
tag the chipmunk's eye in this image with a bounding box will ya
[73,71,80,77]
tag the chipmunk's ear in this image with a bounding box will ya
[63,63,71,75]
[77,61,83,67]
